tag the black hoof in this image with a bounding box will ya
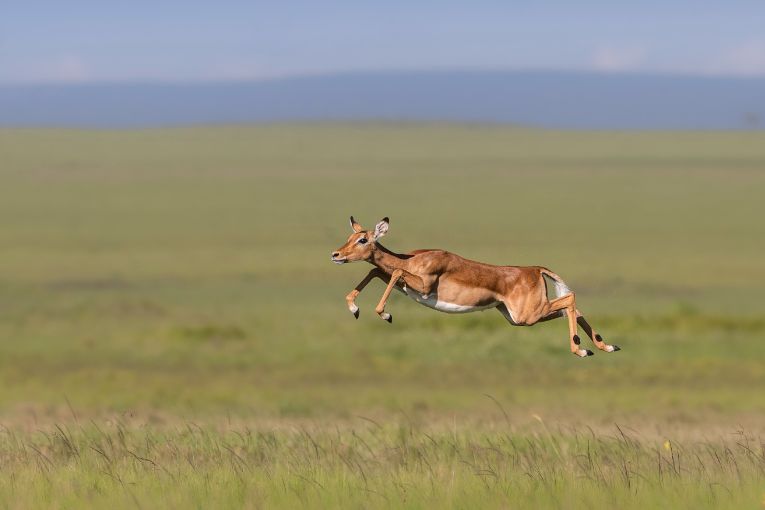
[353,309,359,319]
[586,350,594,356]
[385,314,393,323]
[612,345,621,352]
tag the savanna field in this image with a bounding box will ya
[1,125,764,508]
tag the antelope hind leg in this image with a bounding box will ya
[545,293,593,358]
[576,310,620,352]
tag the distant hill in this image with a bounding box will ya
[1,71,764,129]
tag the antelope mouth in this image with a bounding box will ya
[331,257,347,265]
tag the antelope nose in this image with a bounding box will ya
[331,252,340,259]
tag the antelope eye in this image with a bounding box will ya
[357,237,368,244]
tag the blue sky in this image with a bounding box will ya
[2,1,764,84]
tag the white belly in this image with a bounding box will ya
[401,286,497,314]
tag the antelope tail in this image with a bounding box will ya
[540,269,573,299]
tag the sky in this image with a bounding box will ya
[1,1,765,84]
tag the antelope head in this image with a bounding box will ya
[331,216,389,264]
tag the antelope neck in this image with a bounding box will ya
[369,244,407,274]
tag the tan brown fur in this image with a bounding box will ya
[332,217,619,358]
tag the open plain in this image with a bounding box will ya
[1,124,764,508]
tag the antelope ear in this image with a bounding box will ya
[373,217,389,240]
[349,216,364,233]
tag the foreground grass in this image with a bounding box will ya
[2,419,764,509]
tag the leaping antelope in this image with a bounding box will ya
[331,217,620,358]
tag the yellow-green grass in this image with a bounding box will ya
[0,124,764,508]
[2,419,764,509]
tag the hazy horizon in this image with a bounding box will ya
[4,3,763,129]
[2,69,763,130]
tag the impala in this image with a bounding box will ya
[331,216,619,358]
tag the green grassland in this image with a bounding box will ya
[1,124,764,508]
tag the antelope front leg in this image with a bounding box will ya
[375,269,404,323]
[345,268,387,319]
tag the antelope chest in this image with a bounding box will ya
[401,285,497,314]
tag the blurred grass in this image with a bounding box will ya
[0,124,764,507]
